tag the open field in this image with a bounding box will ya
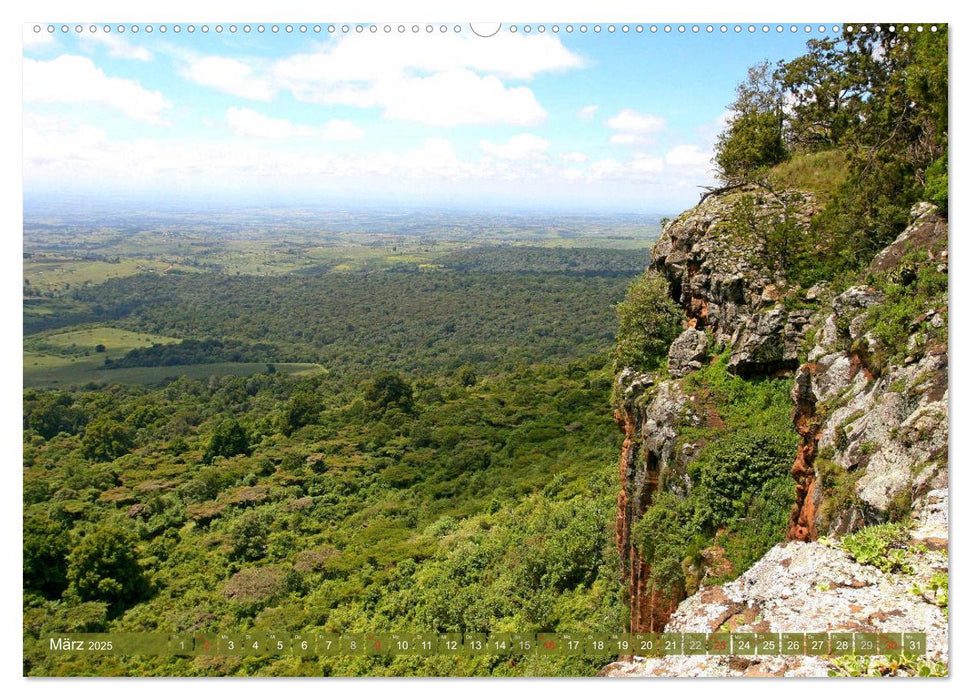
[24,253,196,294]
[24,355,324,388]
[26,325,180,356]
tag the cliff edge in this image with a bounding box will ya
[608,194,948,676]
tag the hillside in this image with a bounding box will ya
[603,197,948,677]
[603,26,948,676]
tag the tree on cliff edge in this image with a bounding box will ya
[614,270,683,372]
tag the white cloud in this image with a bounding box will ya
[319,120,365,141]
[666,144,712,167]
[610,133,649,146]
[183,56,275,101]
[577,105,598,121]
[24,112,467,187]
[606,109,665,134]
[273,32,583,86]
[588,158,624,179]
[268,32,579,127]
[606,108,666,146]
[82,33,152,61]
[225,107,363,141]
[23,55,170,124]
[313,70,546,127]
[561,151,588,163]
[481,133,550,160]
[630,154,664,173]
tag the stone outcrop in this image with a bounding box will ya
[650,185,818,376]
[667,328,708,379]
[601,491,949,677]
[615,370,699,631]
[789,205,948,540]
[611,192,948,672]
[615,186,820,632]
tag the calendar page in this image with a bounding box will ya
[21,11,949,681]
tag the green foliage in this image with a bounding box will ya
[837,522,913,574]
[105,337,277,369]
[457,365,477,387]
[715,62,788,181]
[363,372,414,416]
[229,511,271,562]
[62,264,634,375]
[691,430,796,528]
[204,418,250,464]
[716,111,787,181]
[861,255,947,371]
[715,27,948,286]
[23,513,70,597]
[829,655,947,677]
[66,526,147,613]
[632,492,696,595]
[81,416,134,462]
[280,388,322,436]
[632,355,798,594]
[924,155,948,215]
[613,270,683,372]
[24,392,87,439]
[23,355,625,676]
[911,571,948,618]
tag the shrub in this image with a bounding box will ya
[613,270,683,372]
[691,428,798,528]
[924,155,948,215]
[203,418,250,464]
[23,513,70,597]
[66,526,147,613]
[229,511,271,562]
[363,372,414,416]
[837,522,913,573]
[81,416,133,462]
[280,389,322,436]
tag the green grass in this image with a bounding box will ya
[767,150,849,203]
[24,357,324,388]
[32,326,180,355]
[24,255,195,294]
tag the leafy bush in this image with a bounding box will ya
[716,110,787,181]
[81,416,133,462]
[229,511,272,562]
[924,155,948,215]
[204,418,250,463]
[363,372,415,416]
[613,270,683,372]
[23,513,70,597]
[691,428,796,528]
[715,61,788,181]
[829,655,947,677]
[837,522,913,573]
[280,389,322,436]
[66,526,147,613]
[24,392,87,439]
[633,355,798,594]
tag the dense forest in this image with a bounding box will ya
[23,355,625,676]
[23,243,640,676]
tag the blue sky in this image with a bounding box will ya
[23,23,831,213]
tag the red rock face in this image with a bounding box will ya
[615,406,682,632]
[787,363,819,542]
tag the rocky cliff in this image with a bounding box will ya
[608,192,948,676]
